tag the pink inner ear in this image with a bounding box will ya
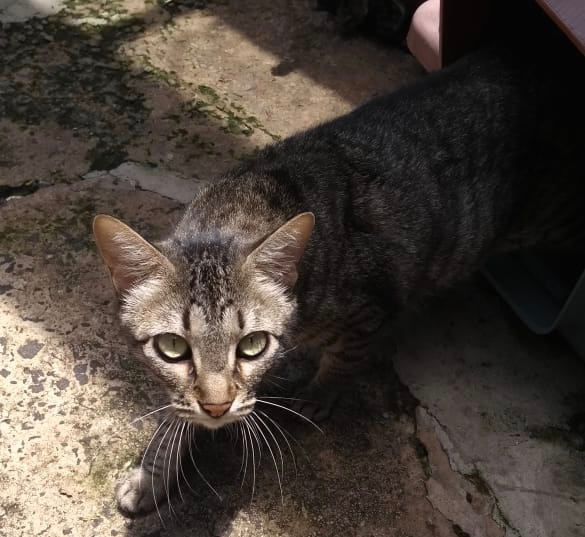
[247,212,314,288]
[111,266,138,294]
[93,215,172,295]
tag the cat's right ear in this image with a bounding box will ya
[245,212,315,289]
[93,215,173,295]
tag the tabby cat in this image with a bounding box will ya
[93,6,585,517]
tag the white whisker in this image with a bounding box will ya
[240,421,249,488]
[260,396,315,403]
[258,410,298,476]
[255,411,285,478]
[178,421,196,495]
[173,420,185,504]
[151,417,176,523]
[186,423,222,500]
[243,418,257,501]
[140,414,171,484]
[131,404,173,424]
[245,414,263,462]
[264,378,286,390]
[280,344,299,356]
[163,420,180,517]
[251,412,284,506]
[267,373,292,381]
[256,399,324,433]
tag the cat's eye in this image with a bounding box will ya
[154,333,191,361]
[237,331,268,359]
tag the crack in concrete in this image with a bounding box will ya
[491,484,585,502]
[0,180,41,202]
[415,406,522,537]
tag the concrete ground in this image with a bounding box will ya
[1,1,584,536]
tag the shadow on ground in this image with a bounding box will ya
[0,177,446,537]
[0,0,421,189]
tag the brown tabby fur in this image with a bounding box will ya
[93,6,585,516]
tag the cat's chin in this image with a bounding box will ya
[173,408,252,430]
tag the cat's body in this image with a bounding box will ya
[94,12,585,516]
[176,37,585,345]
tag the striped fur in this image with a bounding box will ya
[95,10,585,515]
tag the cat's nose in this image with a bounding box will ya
[200,401,233,418]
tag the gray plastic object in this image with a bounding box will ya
[482,251,585,358]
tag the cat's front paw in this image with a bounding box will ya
[292,381,339,422]
[116,467,166,518]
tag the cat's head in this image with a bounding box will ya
[93,212,314,430]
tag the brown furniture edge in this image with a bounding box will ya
[535,0,585,56]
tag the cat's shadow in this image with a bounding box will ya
[121,355,413,537]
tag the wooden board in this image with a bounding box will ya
[536,0,585,55]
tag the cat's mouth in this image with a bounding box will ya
[172,400,255,430]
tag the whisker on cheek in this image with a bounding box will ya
[163,420,179,518]
[150,417,176,524]
[257,410,298,477]
[131,403,173,424]
[178,421,197,496]
[242,417,257,501]
[186,423,223,500]
[250,412,284,507]
[255,411,285,481]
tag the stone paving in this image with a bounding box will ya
[1,1,584,537]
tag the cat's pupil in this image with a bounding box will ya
[156,333,189,360]
[238,332,267,358]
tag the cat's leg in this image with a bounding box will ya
[116,418,189,517]
[294,316,387,421]
[293,347,374,421]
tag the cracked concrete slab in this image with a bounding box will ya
[416,407,505,537]
[394,286,585,537]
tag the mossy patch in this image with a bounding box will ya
[86,434,145,496]
[137,57,281,142]
[0,12,148,185]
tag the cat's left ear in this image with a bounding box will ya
[93,214,173,295]
[245,212,314,288]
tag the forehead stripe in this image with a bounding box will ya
[182,307,190,331]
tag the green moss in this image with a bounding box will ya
[0,11,148,185]
[87,431,147,495]
[88,461,111,493]
[198,84,220,101]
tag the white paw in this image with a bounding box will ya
[116,467,166,518]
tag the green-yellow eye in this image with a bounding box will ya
[237,332,268,359]
[154,333,190,361]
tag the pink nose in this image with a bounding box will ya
[201,401,232,418]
